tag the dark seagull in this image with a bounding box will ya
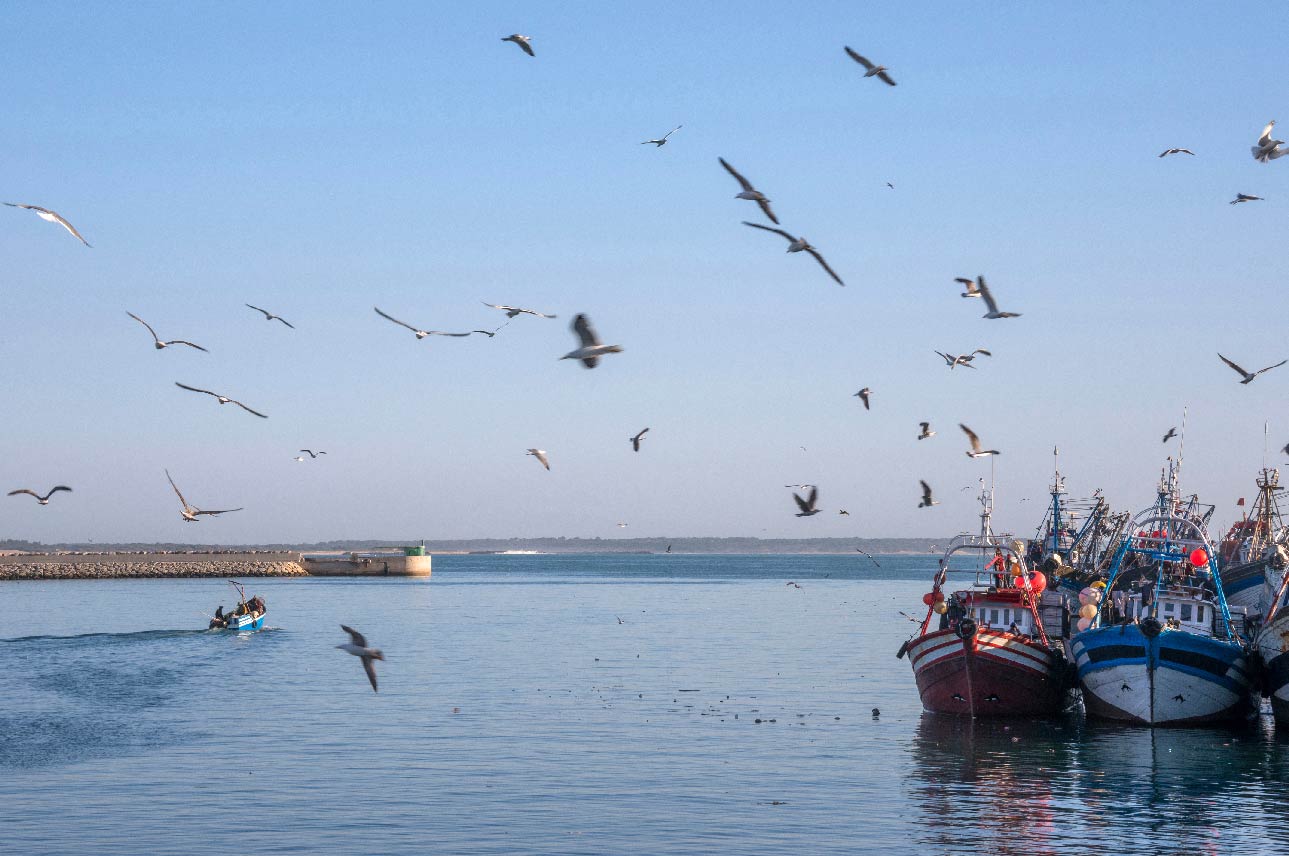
[501,34,534,56]
[854,387,871,410]
[127,312,208,352]
[960,423,1000,458]
[1162,428,1177,444]
[855,548,881,568]
[175,382,268,418]
[918,480,940,508]
[741,222,845,286]
[299,449,327,459]
[8,486,72,505]
[560,314,623,368]
[165,469,242,522]
[1230,193,1264,205]
[4,202,92,246]
[918,422,935,440]
[1158,148,1195,158]
[793,486,822,517]
[719,158,779,224]
[844,47,896,86]
[629,428,650,452]
[642,126,682,147]
[374,306,477,339]
[337,625,384,692]
[1218,353,1287,384]
[245,304,295,328]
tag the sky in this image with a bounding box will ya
[2,2,1288,544]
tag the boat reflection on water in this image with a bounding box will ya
[906,713,1289,855]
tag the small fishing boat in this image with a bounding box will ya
[901,482,1074,717]
[208,580,266,631]
[1255,561,1289,725]
[1217,468,1288,618]
[1028,457,1126,596]
[1071,463,1256,726]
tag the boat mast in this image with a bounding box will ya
[1048,445,1065,556]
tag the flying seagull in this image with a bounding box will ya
[642,126,682,147]
[784,484,816,490]
[1253,120,1287,162]
[165,469,242,522]
[7,486,72,505]
[918,422,935,440]
[843,47,896,86]
[526,449,550,470]
[481,302,556,319]
[560,314,623,368]
[3,202,91,246]
[955,277,982,298]
[793,486,821,517]
[839,509,850,516]
[501,34,534,56]
[855,548,881,568]
[741,222,845,286]
[918,480,940,508]
[174,382,268,418]
[854,388,871,410]
[718,158,779,224]
[974,276,1021,319]
[374,306,476,339]
[960,423,1000,458]
[245,304,295,328]
[1218,353,1288,384]
[630,428,650,452]
[337,625,384,692]
[936,348,991,369]
[1162,428,1177,444]
[1158,148,1195,158]
[299,449,327,459]
[1230,193,1264,205]
[126,312,208,352]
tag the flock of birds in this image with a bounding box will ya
[6,32,1288,692]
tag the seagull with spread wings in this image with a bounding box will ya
[127,312,208,352]
[4,202,92,246]
[970,276,1021,319]
[1162,428,1177,444]
[793,486,822,517]
[8,486,72,505]
[1253,120,1287,162]
[374,306,478,339]
[165,469,243,522]
[560,314,623,368]
[854,387,871,409]
[299,449,327,459]
[960,423,1000,458]
[719,158,779,224]
[245,304,295,328]
[501,34,534,56]
[630,428,650,452]
[337,625,384,692]
[955,277,982,298]
[742,221,845,286]
[481,302,556,319]
[526,449,550,470]
[1230,193,1265,205]
[642,126,682,147]
[174,382,268,418]
[1218,353,1288,384]
[918,480,940,508]
[1159,148,1195,158]
[844,47,896,85]
[918,422,935,440]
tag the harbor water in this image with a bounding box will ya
[3,554,1287,855]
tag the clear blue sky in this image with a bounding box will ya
[2,2,1287,544]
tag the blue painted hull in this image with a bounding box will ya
[1071,624,1255,725]
[223,613,265,631]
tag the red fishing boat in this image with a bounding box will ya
[900,484,1074,716]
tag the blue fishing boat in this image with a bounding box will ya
[208,580,266,631]
[1256,561,1289,726]
[1070,462,1256,726]
[1217,468,1288,618]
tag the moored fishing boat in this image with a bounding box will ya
[1255,562,1289,725]
[901,483,1073,716]
[1217,468,1288,618]
[208,579,266,631]
[1071,463,1256,726]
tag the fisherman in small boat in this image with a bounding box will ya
[208,605,227,629]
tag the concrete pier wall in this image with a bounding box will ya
[302,554,432,577]
[0,551,431,580]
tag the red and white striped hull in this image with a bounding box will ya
[907,627,1067,717]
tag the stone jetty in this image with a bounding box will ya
[0,551,308,581]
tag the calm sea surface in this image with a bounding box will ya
[3,554,1287,855]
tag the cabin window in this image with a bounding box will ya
[1197,606,1205,622]
[1181,604,1193,621]
[990,609,1000,625]
[1164,603,1175,615]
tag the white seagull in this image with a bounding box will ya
[174,382,268,418]
[127,312,208,352]
[844,47,896,85]
[501,34,534,56]
[8,486,72,506]
[642,126,682,147]
[793,486,822,517]
[374,306,477,339]
[1218,353,1288,384]
[742,221,845,286]
[165,469,243,522]
[630,428,649,452]
[245,304,295,328]
[1230,193,1264,205]
[560,314,623,368]
[526,449,550,470]
[1158,148,1195,158]
[960,423,1000,458]
[1253,120,1287,162]
[4,202,92,246]
[955,277,982,298]
[481,302,557,319]
[973,276,1021,319]
[719,158,779,224]
[337,625,384,692]
[918,480,939,508]
[918,422,935,440]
